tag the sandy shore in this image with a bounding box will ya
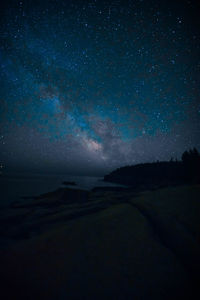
[0,184,200,299]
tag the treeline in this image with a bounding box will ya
[104,148,200,188]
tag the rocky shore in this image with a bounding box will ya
[0,184,200,299]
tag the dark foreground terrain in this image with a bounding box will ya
[0,184,200,299]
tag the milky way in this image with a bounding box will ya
[0,0,200,175]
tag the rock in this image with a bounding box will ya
[62,181,77,186]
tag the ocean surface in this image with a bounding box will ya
[0,172,124,207]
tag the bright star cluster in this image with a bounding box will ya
[0,0,199,175]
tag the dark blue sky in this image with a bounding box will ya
[0,0,200,175]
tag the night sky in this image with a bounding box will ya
[0,0,200,175]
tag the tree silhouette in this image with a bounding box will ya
[182,148,200,164]
[181,148,200,182]
[104,148,200,187]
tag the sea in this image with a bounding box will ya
[0,171,124,208]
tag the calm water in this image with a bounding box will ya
[0,172,124,207]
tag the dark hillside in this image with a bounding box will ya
[104,148,200,188]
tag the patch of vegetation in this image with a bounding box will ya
[104,148,200,187]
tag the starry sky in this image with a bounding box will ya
[0,0,200,175]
